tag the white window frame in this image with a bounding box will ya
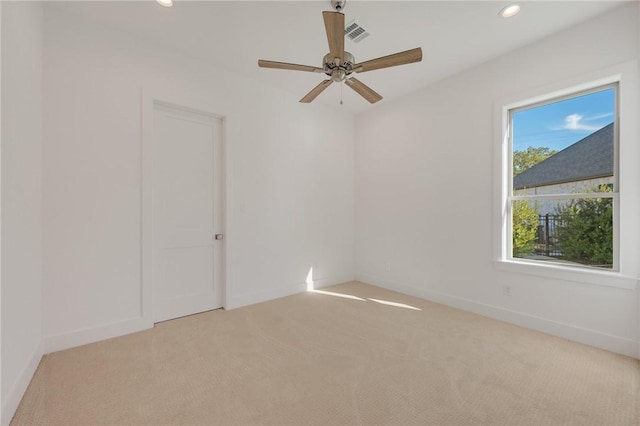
[507,83,619,270]
[493,62,639,290]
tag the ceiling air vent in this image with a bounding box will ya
[344,20,370,44]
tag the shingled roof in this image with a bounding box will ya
[513,122,614,190]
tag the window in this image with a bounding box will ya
[506,84,618,270]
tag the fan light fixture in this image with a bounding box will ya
[156,0,173,8]
[257,0,423,104]
[499,4,521,18]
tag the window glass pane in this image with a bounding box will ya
[512,88,615,196]
[512,200,540,258]
[512,197,613,269]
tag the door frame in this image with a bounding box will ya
[141,90,227,325]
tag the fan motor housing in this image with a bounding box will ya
[323,51,355,82]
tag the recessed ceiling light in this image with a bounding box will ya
[156,0,173,7]
[499,4,521,18]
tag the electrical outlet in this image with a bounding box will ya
[503,285,512,296]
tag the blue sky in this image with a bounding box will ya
[513,88,615,152]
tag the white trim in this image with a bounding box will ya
[1,342,44,426]
[493,60,639,286]
[0,1,3,422]
[141,89,228,323]
[313,275,355,290]
[141,90,153,323]
[493,259,637,290]
[509,84,618,270]
[44,317,152,355]
[357,273,639,359]
[227,284,307,310]
[501,75,623,112]
[226,274,355,310]
[0,3,4,425]
[507,83,620,271]
[510,192,615,201]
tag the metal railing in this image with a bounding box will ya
[534,214,565,257]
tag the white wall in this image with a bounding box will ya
[355,3,640,357]
[1,3,636,423]
[1,2,44,424]
[42,6,355,350]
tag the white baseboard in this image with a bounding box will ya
[312,274,356,290]
[2,341,44,426]
[227,283,307,310]
[226,274,356,310]
[44,317,153,354]
[44,272,355,352]
[357,273,639,359]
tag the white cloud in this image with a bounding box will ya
[562,113,601,132]
[583,112,614,122]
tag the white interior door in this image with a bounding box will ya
[152,102,223,322]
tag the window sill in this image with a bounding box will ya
[493,259,638,290]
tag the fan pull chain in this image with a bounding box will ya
[340,82,343,105]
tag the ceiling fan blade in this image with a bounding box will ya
[345,78,383,104]
[353,47,422,73]
[300,80,333,103]
[322,11,345,65]
[258,60,324,73]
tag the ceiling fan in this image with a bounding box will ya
[258,0,422,104]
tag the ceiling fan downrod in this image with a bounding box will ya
[331,0,346,12]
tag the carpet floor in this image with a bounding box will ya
[11,281,640,425]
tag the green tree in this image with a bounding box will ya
[511,146,556,256]
[555,185,613,267]
[513,147,558,175]
[512,201,539,257]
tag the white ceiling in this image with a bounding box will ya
[47,1,631,113]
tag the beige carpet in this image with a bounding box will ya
[11,281,640,425]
